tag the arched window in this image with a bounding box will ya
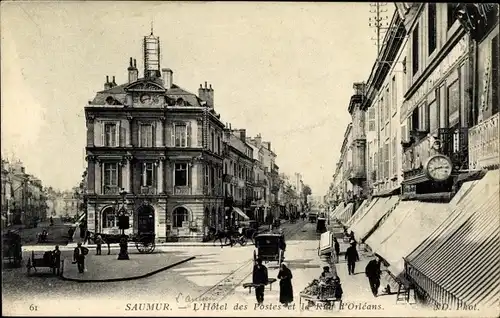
[173,207,189,228]
[102,207,116,228]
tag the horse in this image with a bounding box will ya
[210,228,236,248]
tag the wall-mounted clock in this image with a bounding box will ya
[140,94,151,104]
[424,154,453,182]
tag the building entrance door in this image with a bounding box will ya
[137,205,155,235]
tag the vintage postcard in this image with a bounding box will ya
[1,1,499,317]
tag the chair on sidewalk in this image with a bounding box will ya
[395,276,413,304]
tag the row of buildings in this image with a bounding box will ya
[326,3,498,310]
[83,31,305,242]
[1,159,48,227]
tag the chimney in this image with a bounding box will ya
[128,57,138,83]
[255,134,262,147]
[104,76,112,90]
[267,142,271,151]
[112,76,117,87]
[162,68,173,89]
[239,129,246,141]
[198,81,214,108]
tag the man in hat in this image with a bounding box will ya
[73,242,89,273]
[365,255,382,297]
[345,240,359,275]
[252,258,268,304]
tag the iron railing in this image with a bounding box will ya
[468,112,499,170]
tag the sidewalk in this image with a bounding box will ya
[6,222,73,245]
[61,251,195,282]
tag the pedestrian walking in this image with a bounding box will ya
[51,245,61,275]
[277,262,294,306]
[365,255,382,297]
[95,234,103,255]
[345,240,359,275]
[333,237,340,263]
[252,258,268,305]
[73,242,89,273]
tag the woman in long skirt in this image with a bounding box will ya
[278,262,294,306]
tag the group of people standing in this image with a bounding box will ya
[252,258,294,306]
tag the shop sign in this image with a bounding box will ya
[403,35,469,120]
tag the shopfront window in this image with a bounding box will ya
[448,80,460,127]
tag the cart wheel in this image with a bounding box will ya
[240,237,247,246]
[135,236,156,254]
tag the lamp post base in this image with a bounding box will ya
[117,251,130,260]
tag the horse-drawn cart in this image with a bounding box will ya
[26,250,62,276]
[2,230,22,267]
[131,233,156,254]
[253,233,286,266]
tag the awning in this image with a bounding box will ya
[349,196,399,242]
[232,207,250,220]
[365,201,451,276]
[74,213,86,225]
[346,198,376,228]
[319,231,333,253]
[329,204,344,221]
[336,203,354,225]
[405,170,500,309]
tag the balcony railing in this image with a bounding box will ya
[102,185,120,195]
[469,112,499,170]
[140,186,157,195]
[402,128,469,179]
[174,186,192,195]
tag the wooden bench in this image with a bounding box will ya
[243,278,277,294]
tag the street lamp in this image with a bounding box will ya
[117,188,130,260]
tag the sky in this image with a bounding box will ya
[1,1,394,195]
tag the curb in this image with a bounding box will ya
[60,256,196,283]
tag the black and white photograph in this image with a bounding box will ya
[1,1,499,317]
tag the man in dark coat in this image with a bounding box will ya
[365,255,382,296]
[333,237,340,263]
[73,242,89,273]
[345,241,359,275]
[252,258,268,304]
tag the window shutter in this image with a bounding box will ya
[115,122,120,147]
[171,123,176,147]
[141,163,146,187]
[100,121,105,146]
[187,122,192,147]
[138,123,142,147]
[187,164,190,186]
[118,163,123,188]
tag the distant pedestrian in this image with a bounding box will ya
[95,234,103,255]
[345,241,359,275]
[51,245,61,275]
[277,262,293,306]
[252,258,268,304]
[333,237,340,263]
[365,255,382,297]
[73,242,89,273]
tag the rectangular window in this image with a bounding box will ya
[104,123,117,147]
[392,137,397,176]
[211,167,215,189]
[418,104,428,132]
[385,87,391,122]
[368,108,376,131]
[204,165,209,189]
[139,124,154,147]
[448,79,460,127]
[379,98,385,127]
[492,35,499,116]
[174,163,188,187]
[142,163,155,187]
[211,131,215,151]
[429,100,439,133]
[103,163,119,187]
[412,25,419,75]
[174,124,187,147]
[411,108,420,131]
[217,136,221,154]
[428,3,437,55]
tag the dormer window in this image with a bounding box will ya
[176,98,185,106]
[105,96,115,105]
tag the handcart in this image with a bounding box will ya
[26,250,62,276]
